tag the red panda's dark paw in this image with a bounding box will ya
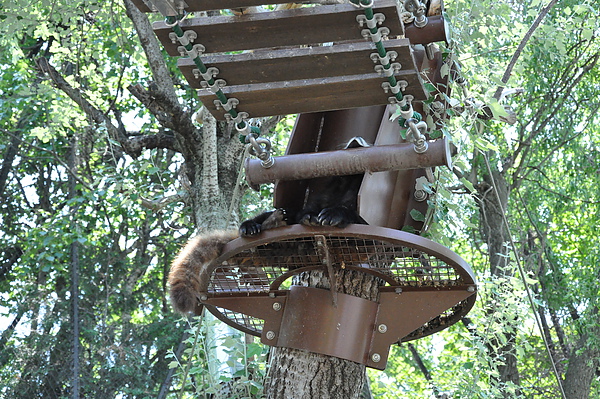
[261,208,288,231]
[298,212,320,226]
[318,207,351,228]
[239,220,262,237]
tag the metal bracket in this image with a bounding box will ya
[356,13,385,29]
[201,78,227,94]
[192,66,219,81]
[361,27,390,42]
[226,111,250,125]
[382,81,401,95]
[202,284,476,370]
[214,97,239,112]
[178,43,205,59]
[168,29,196,46]
[374,62,401,77]
[370,50,398,65]
[414,175,431,202]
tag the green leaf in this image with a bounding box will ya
[424,83,437,93]
[460,177,476,193]
[409,209,425,222]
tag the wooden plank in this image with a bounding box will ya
[131,0,153,13]
[132,0,286,13]
[153,0,404,56]
[185,0,284,12]
[178,39,418,88]
[196,70,426,120]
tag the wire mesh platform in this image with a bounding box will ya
[198,224,476,343]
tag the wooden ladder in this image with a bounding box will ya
[132,0,433,119]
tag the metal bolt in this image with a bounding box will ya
[273,302,282,311]
[269,292,276,298]
[431,101,445,113]
[377,324,388,334]
[371,353,381,363]
[265,331,276,340]
[200,295,208,301]
[395,287,403,294]
[414,139,429,154]
[467,286,476,292]
[414,189,428,202]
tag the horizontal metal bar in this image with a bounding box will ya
[404,15,449,44]
[245,137,451,186]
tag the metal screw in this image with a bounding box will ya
[431,101,445,113]
[467,286,476,292]
[269,292,276,298]
[371,353,381,363]
[200,295,208,301]
[273,302,282,311]
[265,331,276,340]
[395,287,403,294]
[414,189,428,202]
[377,324,388,334]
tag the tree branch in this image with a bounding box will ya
[35,57,176,158]
[123,0,179,106]
[407,343,447,398]
[140,192,189,211]
[493,0,559,100]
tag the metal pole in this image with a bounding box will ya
[245,137,452,187]
[404,15,449,45]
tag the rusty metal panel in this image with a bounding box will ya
[367,288,475,369]
[273,106,387,210]
[273,286,378,365]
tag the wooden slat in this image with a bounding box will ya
[131,0,286,13]
[153,0,403,56]
[178,39,417,88]
[184,0,283,12]
[197,71,426,120]
[131,0,153,13]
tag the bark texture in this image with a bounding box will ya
[265,269,382,399]
[563,318,600,399]
[476,162,521,391]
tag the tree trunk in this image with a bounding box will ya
[563,338,598,399]
[476,161,521,392]
[563,314,600,399]
[265,269,382,399]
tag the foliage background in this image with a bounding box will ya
[0,0,598,398]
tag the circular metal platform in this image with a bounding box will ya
[198,224,476,341]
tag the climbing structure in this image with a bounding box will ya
[133,0,476,370]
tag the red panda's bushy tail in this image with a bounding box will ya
[168,230,238,313]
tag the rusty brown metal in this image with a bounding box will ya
[404,15,450,45]
[196,225,477,368]
[357,105,431,231]
[198,224,477,335]
[274,286,378,365]
[367,288,475,369]
[245,137,452,186]
[274,106,387,210]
